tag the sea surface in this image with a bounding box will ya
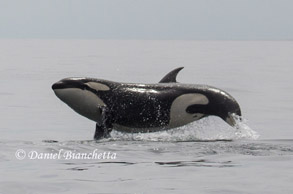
[0,40,293,194]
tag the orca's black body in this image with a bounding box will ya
[52,67,241,139]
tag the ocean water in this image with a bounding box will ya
[0,40,293,193]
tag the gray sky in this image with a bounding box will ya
[0,0,292,40]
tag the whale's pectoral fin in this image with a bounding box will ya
[94,106,113,140]
[159,67,184,83]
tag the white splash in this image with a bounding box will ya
[109,116,259,142]
[232,114,260,140]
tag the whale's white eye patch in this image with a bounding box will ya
[169,93,209,128]
[186,93,209,105]
[85,82,110,91]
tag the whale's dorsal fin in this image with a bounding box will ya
[159,67,184,83]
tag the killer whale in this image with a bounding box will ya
[52,67,241,139]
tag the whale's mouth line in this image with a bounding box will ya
[226,113,243,127]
